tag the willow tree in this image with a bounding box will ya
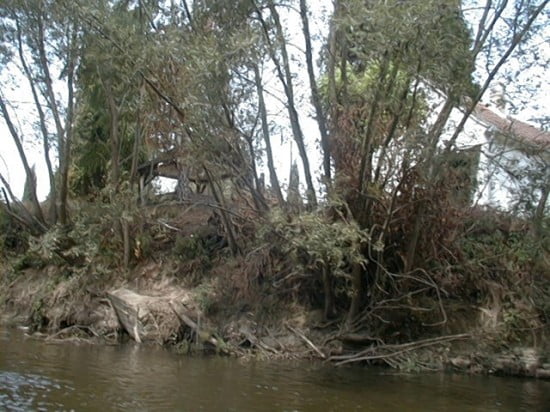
[0,0,79,227]
[71,0,152,197]
[253,0,318,207]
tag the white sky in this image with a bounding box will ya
[0,66,54,201]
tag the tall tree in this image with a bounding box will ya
[254,0,318,207]
[0,0,79,226]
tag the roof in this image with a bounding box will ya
[472,104,550,150]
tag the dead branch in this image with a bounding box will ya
[329,333,471,366]
[285,323,326,359]
[170,301,229,354]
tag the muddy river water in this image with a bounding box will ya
[1,328,549,411]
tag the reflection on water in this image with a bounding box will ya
[1,327,549,411]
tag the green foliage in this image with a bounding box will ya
[70,110,110,196]
[11,253,45,272]
[71,2,145,197]
[20,184,143,271]
[318,63,428,138]
[339,0,477,97]
[460,220,541,273]
[0,206,28,256]
[266,209,372,280]
[194,282,217,315]
[26,220,100,268]
[134,231,154,261]
[174,235,206,261]
[458,213,549,342]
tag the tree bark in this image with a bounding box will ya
[130,82,144,186]
[0,172,46,233]
[256,1,317,207]
[35,12,76,226]
[204,168,240,256]
[57,25,78,226]
[105,81,121,192]
[322,263,335,320]
[253,64,285,208]
[15,16,57,223]
[347,262,363,325]
[357,53,391,194]
[0,95,46,225]
[36,12,65,153]
[299,0,331,188]
[533,181,549,240]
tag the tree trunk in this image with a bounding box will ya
[347,262,363,325]
[357,53,390,194]
[36,13,76,226]
[299,0,331,188]
[0,173,46,233]
[253,64,285,208]
[122,217,130,269]
[533,182,549,240]
[15,16,57,223]
[204,168,240,256]
[322,263,335,320]
[0,96,46,226]
[105,81,121,192]
[175,164,193,201]
[36,13,65,147]
[130,82,144,187]
[257,1,317,207]
[57,26,77,226]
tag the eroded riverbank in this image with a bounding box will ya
[1,263,549,382]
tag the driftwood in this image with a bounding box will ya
[329,333,471,366]
[108,288,230,353]
[107,289,146,342]
[107,288,192,344]
[338,333,384,346]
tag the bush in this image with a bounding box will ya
[264,209,372,300]
[0,206,29,256]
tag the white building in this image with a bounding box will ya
[452,100,549,214]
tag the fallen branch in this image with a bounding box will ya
[238,325,280,355]
[45,324,98,341]
[337,333,384,346]
[157,219,182,232]
[330,333,470,366]
[286,324,326,359]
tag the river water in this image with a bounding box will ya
[1,328,549,411]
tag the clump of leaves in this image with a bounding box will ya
[457,212,549,342]
[174,235,206,261]
[266,209,372,290]
[27,220,100,268]
[0,206,29,256]
[194,282,217,315]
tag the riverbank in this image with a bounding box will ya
[1,258,549,380]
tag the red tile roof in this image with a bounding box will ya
[472,104,550,150]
